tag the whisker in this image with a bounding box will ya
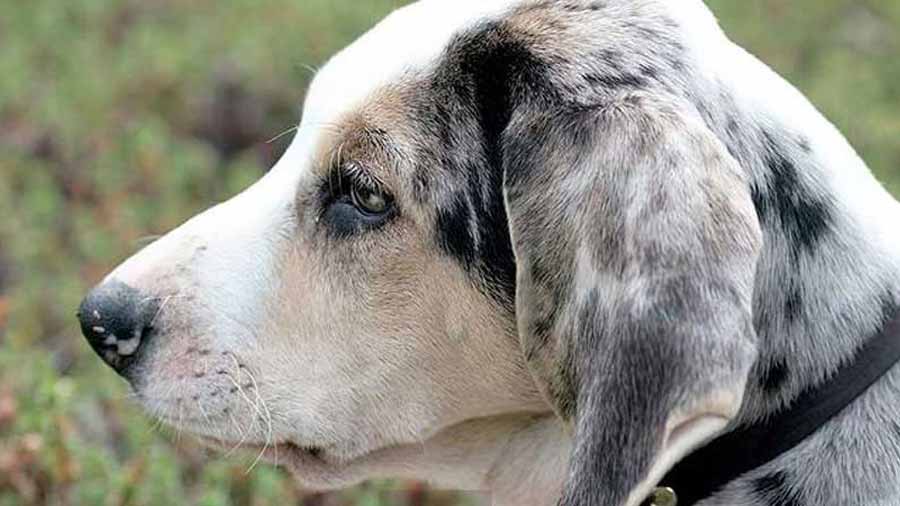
[226,358,267,431]
[246,369,276,472]
[138,293,188,304]
[148,293,177,328]
[298,62,320,76]
[221,360,267,463]
[196,400,213,433]
[223,408,251,458]
[266,125,299,144]
[173,394,184,444]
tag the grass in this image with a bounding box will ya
[0,0,897,505]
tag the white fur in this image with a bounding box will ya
[301,0,521,132]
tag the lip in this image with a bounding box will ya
[145,407,332,465]
[193,435,329,465]
[183,434,378,489]
[261,442,328,465]
[155,417,361,487]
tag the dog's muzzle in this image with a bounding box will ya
[77,280,159,379]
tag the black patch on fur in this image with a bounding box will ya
[760,358,790,394]
[754,131,834,257]
[422,22,556,304]
[459,27,537,297]
[752,471,804,506]
[435,196,476,266]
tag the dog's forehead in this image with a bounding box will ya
[300,0,522,131]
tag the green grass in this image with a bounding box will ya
[0,0,897,505]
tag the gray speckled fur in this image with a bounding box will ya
[505,92,762,506]
[413,0,900,504]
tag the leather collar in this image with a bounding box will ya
[644,308,900,506]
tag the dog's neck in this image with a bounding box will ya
[680,24,900,427]
[353,412,569,506]
[667,32,900,504]
[483,414,571,506]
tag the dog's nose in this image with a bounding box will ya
[77,280,158,378]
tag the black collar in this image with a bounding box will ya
[644,309,900,506]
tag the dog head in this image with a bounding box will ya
[79,1,762,503]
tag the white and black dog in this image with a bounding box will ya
[78,1,900,505]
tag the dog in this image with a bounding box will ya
[77,0,900,505]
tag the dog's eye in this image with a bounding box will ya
[319,165,396,237]
[350,184,391,216]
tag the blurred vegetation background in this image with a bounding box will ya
[0,1,897,505]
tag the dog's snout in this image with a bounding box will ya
[77,280,158,378]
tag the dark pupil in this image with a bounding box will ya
[353,186,387,214]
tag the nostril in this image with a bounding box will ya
[77,280,159,378]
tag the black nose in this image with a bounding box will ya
[77,280,158,378]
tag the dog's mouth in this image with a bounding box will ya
[238,440,369,488]
[142,394,384,487]
[193,434,382,489]
[194,435,335,469]
[261,442,329,465]
[143,401,343,472]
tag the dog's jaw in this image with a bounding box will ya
[265,413,572,504]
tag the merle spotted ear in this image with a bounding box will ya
[502,94,762,506]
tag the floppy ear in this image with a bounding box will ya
[502,94,762,506]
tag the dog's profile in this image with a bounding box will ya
[77,1,900,505]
